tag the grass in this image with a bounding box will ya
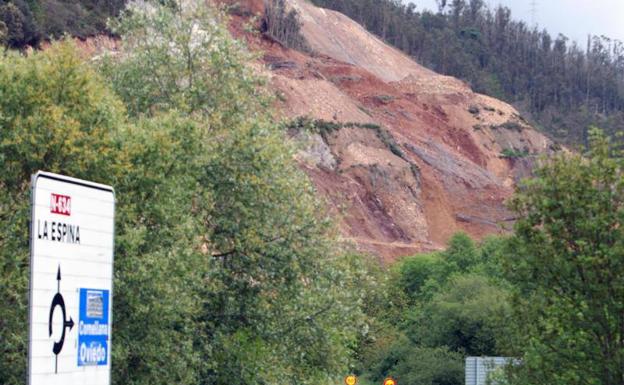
[490,120,523,131]
[286,117,416,169]
[500,148,529,159]
[374,95,395,104]
[358,105,373,117]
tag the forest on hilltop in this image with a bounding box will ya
[309,0,624,145]
[0,0,124,47]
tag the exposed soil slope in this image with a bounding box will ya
[229,0,556,260]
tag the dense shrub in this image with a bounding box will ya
[102,1,367,384]
[353,233,513,385]
[0,2,369,385]
[409,274,510,356]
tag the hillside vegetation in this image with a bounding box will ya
[0,2,368,384]
[352,130,624,385]
[309,0,624,145]
[2,2,624,385]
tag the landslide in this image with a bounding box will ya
[227,0,556,261]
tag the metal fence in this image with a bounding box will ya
[465,357,512,385]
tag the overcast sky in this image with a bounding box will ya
[410,0,624,44]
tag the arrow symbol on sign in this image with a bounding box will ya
[48,265,74,374]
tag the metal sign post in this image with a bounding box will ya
[28,171,115,385]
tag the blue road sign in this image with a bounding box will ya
[77,288,110,366]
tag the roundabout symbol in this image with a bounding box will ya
[48,265,74,373]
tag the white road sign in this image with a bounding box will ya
[29,171,115,385]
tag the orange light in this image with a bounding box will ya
[345,375,358,385]
[383,377,396,385]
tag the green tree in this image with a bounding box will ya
[0,0,41,47]
[363,334,464,385]
[111,113,209,385]
[505,128,624,385]
[393,346,463,385]
[0,0,126,49]
[444,232,479,272]
[396,233,497,305]
[100,2,367,384]
[363,235,512,385]
[397,252,447,303]
[0,2,25,47]
[101,0,263,121]
[476,236,507,275]
[409,274,510,356]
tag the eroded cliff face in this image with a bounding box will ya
[227,0,556,260]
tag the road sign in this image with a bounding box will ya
[383,377,397,385]
[29,172,115,385]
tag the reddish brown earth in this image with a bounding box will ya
[223,0,557,261]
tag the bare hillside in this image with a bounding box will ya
[227,0,556,260]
